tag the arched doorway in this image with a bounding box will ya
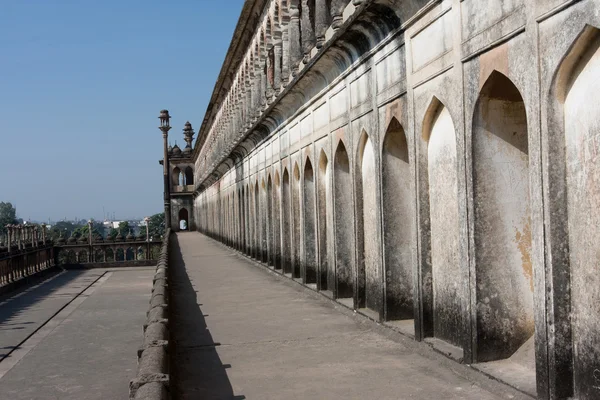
[179,208,189,231]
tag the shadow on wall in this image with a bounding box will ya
[169,238,244,399]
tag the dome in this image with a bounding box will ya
[168,145,173,154]
[116,230,125,241]
[67,234,76,243]
[183,145,192,155]
[126,230,134,241]
[172,144,181,155]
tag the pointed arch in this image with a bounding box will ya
[356,130,379,312]
[318,149,331,291]
[551,24,600,398]
[422,96,461,346]
[303,157,317,284]
[267,174,274,266]
[172,167,181,186]
[292,161,301,278]
[473,70,532,362]
[334,140,354,299]
[382,117,414,321]
[184,166,194,186]
[282,167,292,274]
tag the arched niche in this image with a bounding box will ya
[357,130,379,312]
[334,140,354,299]
[473,71,532,362]
[260,179,268,263]
[555,25,600,398]
[267,175,274,266]
[424,97,461,347]
[292,162,301,278]
[382,117,414,321]
[273,171,282,270]
[282,168,292,274]
[317,150,331,291]
[254,181,260,259]
[303,157,317,284]
[238,186,246,251]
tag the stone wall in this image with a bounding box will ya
[189,0,600,398]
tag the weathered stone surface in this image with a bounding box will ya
[165,1,600,398]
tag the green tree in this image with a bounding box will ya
[147,213,165,238]
[109,221,130,239]
[72,220,104,239]
[47,221,82,241]
[0,202,18,235]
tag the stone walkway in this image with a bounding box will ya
[0,267,153,399]
[171,232,532,400]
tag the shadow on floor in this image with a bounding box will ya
[0,268,88,327]
[170,236,243,400]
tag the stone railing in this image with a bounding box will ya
[129,228,171,399]
[0,242,56,288]
[55,237,162,267]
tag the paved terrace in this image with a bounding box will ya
[170,233,531,400]
[0,267,153,399]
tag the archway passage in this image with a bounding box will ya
[172,167,181,186]
[334,141,354,300]
[382,118,414,321]
[427,101,461,347]
[473,71,532,362]
[358,132,379,313]
[303,158,317,284]
[179,208,189,231]
[561,28,600,398]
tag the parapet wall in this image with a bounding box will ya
[129,229,171,399]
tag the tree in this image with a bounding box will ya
[72,220,104,239]
[109,221,130,239]
[47,221,82,241]
[147,213,165,238]
[0,202,18,235]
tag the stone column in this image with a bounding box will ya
[281,23,290,84]
[7,226,12,254]
[331,0,350,30]
[18,226,22,250]
[273,40,282,92]
[301,0,316,63]
[262,62,269,108]
[288,2,302,75]
[315,0,329,48]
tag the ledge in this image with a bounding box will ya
[129,229,172,400]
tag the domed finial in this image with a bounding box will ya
[183,121,195,151]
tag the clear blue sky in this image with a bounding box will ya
[0,0,243,223]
